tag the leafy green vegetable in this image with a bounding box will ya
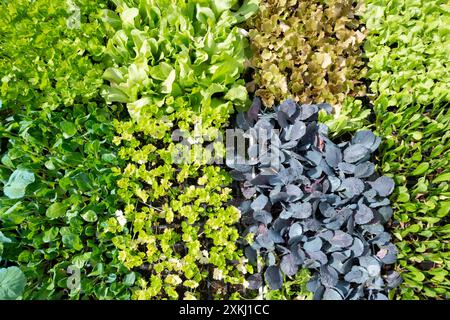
[101,0,257,299]
[46,202,69,220]
[0,0,132,299]
[363,0,450,300]
[245,0,367,109]
[364,0,450,109]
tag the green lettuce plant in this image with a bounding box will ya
[364,0,450,300]
[100,0,258,299]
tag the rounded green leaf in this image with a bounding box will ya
[60,121,77,138]
[411,162,430,176]
[46,202,68,219]
[81,210,98,222]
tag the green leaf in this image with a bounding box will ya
[46,202,68,219]
[73,172,93,192]
[212,0,235,14]
[120,8,139,28]
[0,267,26,300]
[234,0,259,23]
[224,85,248,103]
[150,62,174,81]
[3,169,35,199]
[60,121,77,138]
[161,70,176,94]
[62,233,83,251]
[411,162,430,176]
[196,5,216,24]
[101,153,117,163]
[103,68,124,84]
[432,172,450,184]
[406,270,426,283]
[81,210,98,222]
[43,227,59,243]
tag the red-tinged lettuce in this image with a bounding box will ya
[245,0,367,109]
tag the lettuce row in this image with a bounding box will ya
[245,0,367,109]
[100,0,258,299]
[364,0,450,300]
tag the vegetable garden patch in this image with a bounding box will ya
[0,0,448,301]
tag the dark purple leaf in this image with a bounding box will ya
[355,203,374,225]
[330,230,353,248]
[305,150,323,166]
[229,169,245,181]
[247,97,261,122]
[281,254,298,276]
[266,252,276,266]
[320,266,339,288]
[361,223,385,235]
[247,273,263,290]
[269,230,284,243]
[349,237,365,257]
[370,176,395,197]
[338,162,356,174]
[303,237,323,252]
[290,121,307,141]
[251,194,268,211]
[288,158,303,177]
[369,198,391,208]
[279,99,297,118]
[385,271,403,289]
[340,177,365,197]
[288,223,303,239]
[286,184,303,201]
[255,232,274,250]
[344,266,368,284]
[322,288,343,300]
[317,103,333,114]
[372,293,388,300]
[298,104,318,120]
[264,266,283,290]
[359,256,381,277]
[352,130,381,152]
[236,112,250,130]
[253,210,272,224]
[307,250,328,265]
[317,230,334,241]
[291,202,312,219]
[343,144,369,163]
[325,143,342,168]
[354,161,375,178]
[242,185,256,199]
[245,246,257,264]
[377,206,393,223]
[328,175,341,192]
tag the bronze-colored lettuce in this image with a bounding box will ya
[246,0,367,108]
